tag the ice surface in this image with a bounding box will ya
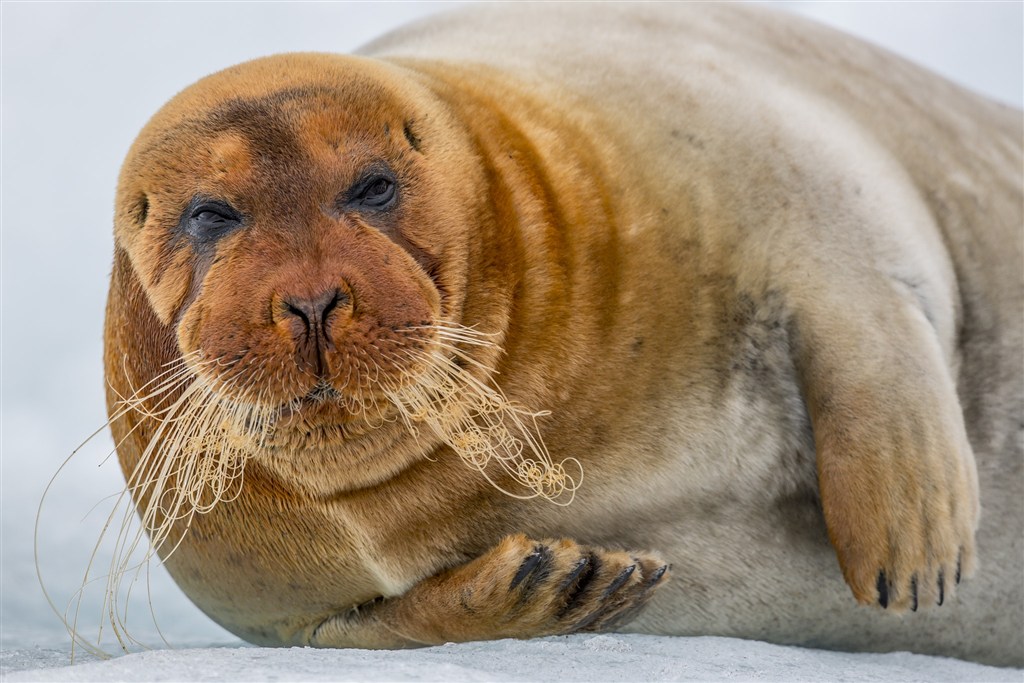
[3,635,1022,682]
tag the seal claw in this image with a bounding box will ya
[510,545,551,592]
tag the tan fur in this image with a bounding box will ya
[99,4,1021,666]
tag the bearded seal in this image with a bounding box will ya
[100,2,1022,667]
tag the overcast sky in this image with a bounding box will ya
[2,1,1021,651]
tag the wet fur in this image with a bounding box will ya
[93,4,1021,667]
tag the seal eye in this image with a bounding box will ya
[194,210,231,228]
[355,175,396,210]
[186,202,242,241]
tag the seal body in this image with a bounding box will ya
[105,3,1022,666]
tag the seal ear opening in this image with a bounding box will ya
[403,121,421,152]
[130,194,149,228]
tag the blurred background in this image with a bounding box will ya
[2,1,1021,653]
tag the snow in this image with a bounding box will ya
[3,635,1022,682]
[2,2,1021,682]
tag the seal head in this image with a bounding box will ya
[112,55,493,491]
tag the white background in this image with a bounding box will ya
[2,0,1021,655]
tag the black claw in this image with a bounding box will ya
[877,571,889,609]
[937,570,945,606]
[558,553,598,618]
[646,564,670,587]
[603,564,636,598]
[561,556,592,591]
[910,576,918,612]
[955,551,962,584]
[510,547,542,590]
[510,545,551,591]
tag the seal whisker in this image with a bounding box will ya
[378,325,580,504]
[50,355,276,656]
[38,354,214,657]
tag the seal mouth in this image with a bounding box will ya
[278,383,346,417]
[304,382,343,403]
[272,389,394,433]
[271,380,397,431]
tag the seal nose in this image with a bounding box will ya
[283,289,346,332]
[278,287,350,376]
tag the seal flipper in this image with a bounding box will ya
[791,280,980,613]
[308,534,670,649]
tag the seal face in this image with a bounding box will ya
[93,3,1022,668]
[113,70,501,492]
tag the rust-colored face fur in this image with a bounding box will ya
[112,56,484,470]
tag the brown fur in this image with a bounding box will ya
[100,4,1021,666]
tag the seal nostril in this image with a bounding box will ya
[320,289,345,329]
[284,301,311,332]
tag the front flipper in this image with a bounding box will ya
[795,283,980,612]
[310,534,670,648]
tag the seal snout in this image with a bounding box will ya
[275,286,352,376]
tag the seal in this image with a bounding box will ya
[99,3,1021,666]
